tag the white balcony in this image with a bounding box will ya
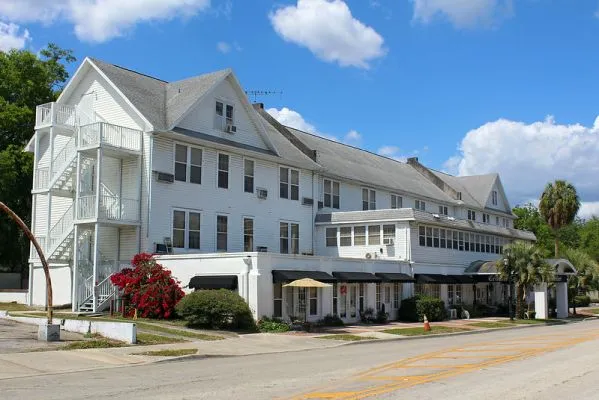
[35,102,77,130]
[29,235,46,259]
[77,194,140,224]
[79,122,142,153]
[34,167,49,190]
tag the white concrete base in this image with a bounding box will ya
[534,283,548,320]
[38,324,60,342]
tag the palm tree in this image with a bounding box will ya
[539,180,580,257]
[562,247,599,315]
[497,241,554,319]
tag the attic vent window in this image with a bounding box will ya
[457,192,462,200]
[492,190,498,205]
[214,101,235,132]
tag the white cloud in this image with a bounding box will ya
[269,0,386,69]
[579,202,599,220]
[411,0,512,28]
[266,106,360,144]
[0,0,211,43]
[0,21,30,51]
[217,41,230,54]
[444,115,599,218]
[377,145,408,161]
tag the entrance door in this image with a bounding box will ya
[383,284,392,317]
[338,283,359,323]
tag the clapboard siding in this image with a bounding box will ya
[177,77,269,151]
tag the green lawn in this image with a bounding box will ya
[0,302,33,312]
[383,326,472,336]
[586,308,599,314]
[317,334,378,341]
[136,333,187,345]
[133,348,198,357]
[134,322,223,341]
[61,339,125,350]
[468,322,512,329]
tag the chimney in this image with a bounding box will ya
[407,157,460,200]
[253,102,264,110]
[407,157,419,165]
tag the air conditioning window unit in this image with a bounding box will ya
[256,188,268,199]
[226,123,237,133]
[383,238,394,245]
[155,172,174,183]
[302,197,314,206]
[257,246,268,252]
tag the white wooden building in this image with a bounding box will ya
[23,57,571,322]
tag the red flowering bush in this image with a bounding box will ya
[111,253,184,319]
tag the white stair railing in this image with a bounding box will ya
[34,167,49,190]
[48,202,74,252]
[30,235,46,259]
[77,195,96,219]
[51,136,76,181]
[79,122,141,152]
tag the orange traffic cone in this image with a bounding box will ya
[423,314,431,332]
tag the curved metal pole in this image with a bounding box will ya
[0,201,53,324]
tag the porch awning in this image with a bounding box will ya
[464,259,500,275]
[415,274,474,284]
[272,270,337,284]
[189,275,238,290]
[375,272,415,282]
[332,271,382,283]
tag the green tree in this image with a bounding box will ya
[0,45,75,274]
[579,217,599,262]
[497,241,554,319]
[561,247,599,315]
[539,180,581,257]
[512,203,554,254]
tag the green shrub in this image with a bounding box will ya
[257,316,290,332]
[318,314,344,326]
[398,296,447,322]
[360,308,376,323]
[175,289,257,331]
[375,309,389,324]
[571,295,591,307]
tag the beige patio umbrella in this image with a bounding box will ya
[283,278,332,288]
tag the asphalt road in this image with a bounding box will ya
[1,319,599,400]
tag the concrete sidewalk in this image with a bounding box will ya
[0,333,342,380]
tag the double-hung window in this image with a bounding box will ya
[439,205,448,215]
[391,194,402,209]
[323,179,340,209]
[280,222,299,254]
[280,167,299,200]
[483,213,490,224]
[217,154,229,189]
[215,101,234,130]
[467,209,476,221]
[243,218,253,252]
[326,228,337,247]
[368,225,381,245]
[354,226,366,245]
[415,199,426,211]
[244,159,254,193]
[339,227,352,246]
[419,226,426,246]
[362,188,376,210]
[172,210,200,249]
[174,144,202,184]
[216,215,228,251]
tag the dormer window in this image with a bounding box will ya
[457,192,462,200]
[467,210,476,221]
[214,101,235,132]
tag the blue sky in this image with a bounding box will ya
[2,0,599,216]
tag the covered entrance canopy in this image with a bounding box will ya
[415,274,474,284]
[272,270,337,283]
[464,258,578,280]
[189,275,238,290]
[332,271,381,282]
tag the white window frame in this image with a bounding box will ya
[279,166,300,200]
[323,179,340,209]
[172,208,201,250]
[339,226,352,247]
[214,100,234,131]
[243,217,254,252]
[492,190,498,205]
[483,213,490,224]
[439,205,448,215]
[216,214,228,252]
[280,221,300,254]
[368,225,381,245]
[243,158,254,194]
[326,227,338,247]
[467,209,476,221]
[391,194,403,209]
[173,143,202,184]
[217,152,230,189]
[354,226,366,246]
[362,188,376,210]
[415,199,426,211]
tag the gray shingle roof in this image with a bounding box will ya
[90,58,230,132]
[315,209,536,240]
[286,127,456,204]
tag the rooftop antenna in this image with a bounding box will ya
[244,89,283,103]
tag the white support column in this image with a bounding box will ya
[71,224,79,312]
[556,281,568,318]
[321,286,333,317]
[366,283,377,311]
[534,283,548,320]
[75,151,81,220]
[92,223,100,312]
[95,147,102,220]
[46,128,54,253]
